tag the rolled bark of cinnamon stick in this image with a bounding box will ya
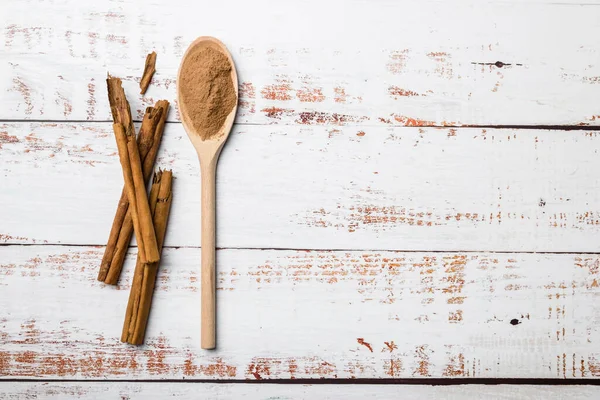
[138,107,163,160]
[122,170,173,345]
[98,77,170,284]
[122,175,162,342]
[103,212,133,284]
[125,128,160,264]
[132,170,172,344]
[101,106,163,283]
[112,123,147,264]
[121,252,145,342]
[98,76,137,281]
[98,192,129,282]
[120,179,160,343]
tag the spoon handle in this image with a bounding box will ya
[200,161,217,349]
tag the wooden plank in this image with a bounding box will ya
[2,382,600,400]
[2,122,600,252]
[2,0,600,125]
[2,245,600,379]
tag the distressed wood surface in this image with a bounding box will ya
[1,0,600,126]
[2,383,600,400]
[2,245,600,379]
[3,0,600,386]
[2,122,600,251]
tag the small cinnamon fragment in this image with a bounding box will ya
[122,169,173,345]
[140,51,157,95]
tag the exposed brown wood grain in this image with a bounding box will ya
[4,0,600,387]
[2,246,600,379]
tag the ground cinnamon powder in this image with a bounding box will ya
[179,45,237,140]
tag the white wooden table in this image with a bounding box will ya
[2,0,600,398]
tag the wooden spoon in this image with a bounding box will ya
[177,36,238,349]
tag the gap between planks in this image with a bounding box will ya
[6,243,600,256]
[3,378,600,385]
[1,119,600,131]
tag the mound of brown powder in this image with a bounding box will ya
[179,45,237,140]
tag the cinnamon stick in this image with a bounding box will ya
[103,212,133,284]
[103,107,163,284]
[132,170,172,344]
[122,177,162,342]
[138,107,163,162]
[99,106,162,282]
[121,172,160,342]
[107,75,135,136]
[99,76,170,284]
[140,51,157,95]
[112,123,147,264]
[125,124,160,264]
[122,170,173,345]
[121,251,145,342]
[108,76,159,265]
[97,192,129,282]
[98,76,137,281]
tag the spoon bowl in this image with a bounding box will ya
[178,36,238,155]
[177,36,238,349]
